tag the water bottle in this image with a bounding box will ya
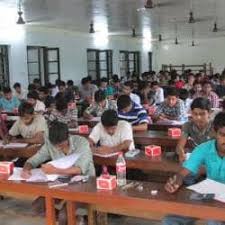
[116,152,126,186]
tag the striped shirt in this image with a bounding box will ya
[118,102,150,125]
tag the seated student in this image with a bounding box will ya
[21,121,95,225]
[162,112,225,225]
[151,81,164,105]
[88,109,135,155]
[153,87,185,122]
[99,77,114,97]
[184,73,195,91]
[45,97,78,128]
[190,81,202,98]
[110,74,121,96]
[196,81,219,108]
[176,97,213,162]
[13,82,27,100]
[122,81,141,105]
[215,75,225,98]
[38,86,55,110]
[83,90,117,119]
[179,89,192,116]
[27,91,46,113]
[0,87,20,112]
[8,102,47,144]
[117,95,150,131]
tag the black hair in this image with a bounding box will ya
[123,81,134,89]
[179,89,189,100]
[100,77,108,83]
[28,84,37,91]
[81,77,89,85]
[38,86,49,95]
[27,91,39,100]
[94,90,106,103]
[49,121,69,145]
[54,92,65,101]
[166,87,179,97]
[3,87,12,94]
[58,81,66,87]
[67,80,74,86]
[202,81,212,87]
[190,97,211,111]
[101,110,118,127]
[138,81,149,90]
[151,81,159,87]
[18,102,34,116]
[117,95,132,111]
[112,74,119,83]
[213,112,225,132]
[55,97,67,111]
[13,83,21,89]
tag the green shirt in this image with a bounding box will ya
[27,135,95,176]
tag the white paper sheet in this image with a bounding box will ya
[48,152,81,169]
[187,179,225,203]
[8,167,58,182]
[0,141,28,149]
[93,152,119,158]
[7,116,19,121]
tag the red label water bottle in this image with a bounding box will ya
[116,152,126,186]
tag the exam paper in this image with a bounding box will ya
[187,179,225,203]
[0,142,28,149]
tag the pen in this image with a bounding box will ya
[49,182,69,188]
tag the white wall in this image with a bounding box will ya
[0,26,152,88]
[153,36,225,74]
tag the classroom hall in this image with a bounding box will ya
[0,0,225,225]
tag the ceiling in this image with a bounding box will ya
[1,0,225,41]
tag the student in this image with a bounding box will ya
[13,82,27,100]
[38,86,55,110]
[27,91,46,113]
[110,74,121,96]
[184,73,195,91]
[151,81,164,105]
[117,95,150,131]
[99,77,114,97]
[191,81,202,98]
[176,97,213,162]
[162,112,225,225]
[83,90,117,119]
[88,109,135,154]
[0,87,20,112]
[153,87,185,122]
[179,89,192,115]
[8,102,47,144]
[21,121,95,225]
[198,81,219,108]
[45,97,78,128]
[122,81,141,105]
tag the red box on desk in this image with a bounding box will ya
[168,128,181,138]
[145,145,161,157]
[78,125,89,134]
[96,175,117,190]
[0,162,14,175]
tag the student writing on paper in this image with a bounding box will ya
[8,102,47,145]
[162,112,225,225]
[88,109,135,155]
[21,121,95,225]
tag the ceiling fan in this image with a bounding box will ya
[16,0,25,24]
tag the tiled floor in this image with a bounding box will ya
[0,197,161,225]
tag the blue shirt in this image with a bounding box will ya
[118,102,149,125]
[0,96,20,112]
[183,139,225,184]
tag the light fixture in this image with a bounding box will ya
[191,25,195,46]
[145,0,154,9]
[175,37,178,45]
[16,0,25,24]
[213,22,218,32]
[188,11,195,23]
[192,40,195,46]
[174,18,178,45]
[89,22,95,33]
[132,27,136,37]
[158,34,162,41]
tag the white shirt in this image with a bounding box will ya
[154,87,164,104]
[34,100,46,112]
[130,93,141,105]
[89,120,135,150]
[13,89,27,100]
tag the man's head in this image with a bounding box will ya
[151,81,159,91]
[213,112,225,153]
[190,97,211,128]
[27,91,39,106]
[33,78,41,88]
[94,90,106,107]
[81,77,91,89]
[179,89,189,101]
[58,81,66,93]
[100,77,108,89]
[122,81,134,95]
[18,102,35,125]
[193,81,202,93]
[67,80,74,88]
[55,97,67,112]
[49,121,69,150]
[3,87,12,100]
[187,74,195,84]
[101,110,118,135]
[117,95,132,113]
[38,86,49,101]
[202,81,213,95]
[166,87,179,107]
[13,83,21,93]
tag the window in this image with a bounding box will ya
[120,51,140,77]
[27,46,60,85]
[0,45,9,88]
[148,52,152,71]
[87,49,113,81]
